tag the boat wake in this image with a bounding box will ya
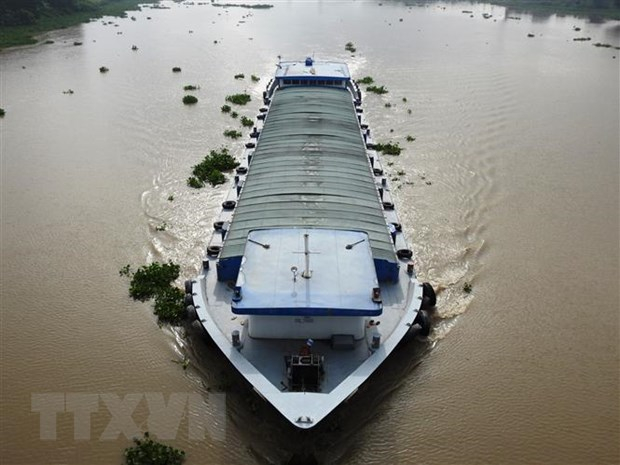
[139,57,497,461]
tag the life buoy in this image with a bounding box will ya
[245,142,256,149]
[222,200,236,210]
[382,201,395,210]
[396,249,413,260]
[207,245,221,256]
[236,166,248,175]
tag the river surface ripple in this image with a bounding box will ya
[1,2,618,464]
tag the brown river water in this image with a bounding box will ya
[1,1,618,464]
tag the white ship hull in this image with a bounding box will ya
[186,58,435,429]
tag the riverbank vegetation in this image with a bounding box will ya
[488,0,620,20]
[0,0,157,49]
[2,0,618,51]
[212,3,273,8]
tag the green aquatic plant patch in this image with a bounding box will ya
[374,142,402,155]
[124,431,185,465]
[224,129,242,139]
[120,262,185,324]
[225,93,251,105]
[240,116,254,127]
[126,262,179,302]
[189,148,239,188]
[367,85,388,95]
[187,176,203,188]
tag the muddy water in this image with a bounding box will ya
[1,1,618,464]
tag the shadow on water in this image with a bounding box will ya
[183,320,435,465]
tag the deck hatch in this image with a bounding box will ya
[219,86,398,281]
[231,229,382,316]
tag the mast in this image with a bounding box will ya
[301,233,312,279]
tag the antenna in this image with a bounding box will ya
[293,233,319,278]
[301,233,312,279]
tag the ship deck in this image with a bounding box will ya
[191,66,427,428]
[195,262,422,394]
[219,86,396,265]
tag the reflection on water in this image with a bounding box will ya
[1,1,618,464]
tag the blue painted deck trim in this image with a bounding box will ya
[217,257,242,282]
[231,306,383,316]
[375,258,399,282]
[218,255,398,283]
[218,256,398,283]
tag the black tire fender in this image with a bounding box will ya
[207,245,221,256]
[186,305,197,321]
[421,282,436,309]
[414,309,431,337]
[396,249,413,260]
